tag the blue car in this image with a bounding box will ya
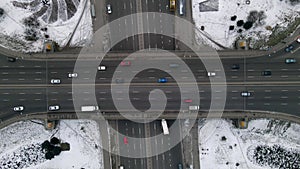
[158,78,167,83]
[285,44,294,52]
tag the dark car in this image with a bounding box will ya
[231,64,240,70]
[7,57,16,62]
[261,71,272,76]
[285,44,294,52]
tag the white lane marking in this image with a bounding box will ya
[248,103,254,106]
[199,90,205,93]
[19,72,25,74]
[67,98,73,101]
[3,99,9,101]
[51,92,58,94]
[117,98,124,100]
[133,98,140,100]
[231,90,238,93]
[148,70,155,73]
[18,66,24,68]
[247,69,254,72]
[115,70,122,73]
[99,78,106,80]
[265,90,271,92]
[264,103,270,106]
[280,96,288,99]
[83,78,90,80]
[99,98,106,100]
[34,65,41,68]
[281,103,288,106]
[19,93,25,95]
[3,93,10,94]
[132,91,139,93]
[181,70,188,73]
[34,78,41,81]
[83,92,90,94]
[35,93,42,95]
[2,72,8,74]
[134,77,139,79]
[215,90,222,93]
[149,77,155,79]
[231,76,238,79]
[264,96,272,99]
[34,99,41,101]
[2,79,8,81]
[281,69,288,71]
[18,78,25,81]
[200,97,206,99]
[116,91,123,94]
[2,66,9,68]
[99,91,106,94]
[51,72,57,74]
[182,77,188,79]
[281,75,288,78]
[19,99,26,101]
[51,99,57,101]
[231,97,238,99]
[198,76,205,79]
[132,70,139,73]
[67,91,73,94]
[247,76,254,78]
[281,90,288,92]
[35,72,42,74]
[84,98,90,101]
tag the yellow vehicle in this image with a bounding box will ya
[170,0,176,11]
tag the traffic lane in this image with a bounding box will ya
[150,120,183,169]
[118,120,147,168]
[245,86,300,116]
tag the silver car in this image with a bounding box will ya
[13,106,24,112]
[51,79,61,84]
[241,91,251,97]
[49,105,60,111]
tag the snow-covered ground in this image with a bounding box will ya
[199,119,300,169]
[0,120,104,169]
[192,0,300,49]
[0,0,93,52]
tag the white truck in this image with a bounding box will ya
[81,106,99,112]
[189,105,200,111]
[161,119,169,135]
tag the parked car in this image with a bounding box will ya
[261,71,272,76]
[207,72,216,77]
[50,79,61,84]
[120,61,131,66]
[241,91,251,97]
[7,57,16,62]
[231,64,240,70]
[106,4,112,14]
[158,77,167,83]
[285,44,294,52]
[68,73,78,78]
[49,105,60,111]
[285,58,296,64]
[13,106,24,112]
[98,65,106,71]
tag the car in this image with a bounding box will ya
[169,63,179,68]
[285,58,296,64]
[261,71,272,76]
[158,77,167,83]
[115,78,124,83]
[207,72,216,77]
[49,105,60,111]
[285,44,294,52]
[297,37,300,43]
[231,64,240,70]
[184,99,193,103]
[120,61,131,66]
[50,79,61,84]
[178,164,183,169]
[241,91,251,97]
[7,57,16,62]
[123,137,128,144]
[13,106,24,112]
[98,65,106,71]
[106,4,112,14]
[68,73,78,78]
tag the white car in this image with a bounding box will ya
[13,106,24,112]
[297,37,300,43]
[50,79,61,84]
[49,105,60,111]
[107,4,112,14]
[241,91,251,97]
[68,73,78,78]
[207,72,216,77]
[98,65,106,71]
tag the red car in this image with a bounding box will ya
[123,137,128,144]
[120,61,131,66]
[184,99,193,103]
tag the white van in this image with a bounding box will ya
[81,106,99,112]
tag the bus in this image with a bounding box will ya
[91,4,96,18]
[170,0,176,11]
[161,119,169,135]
